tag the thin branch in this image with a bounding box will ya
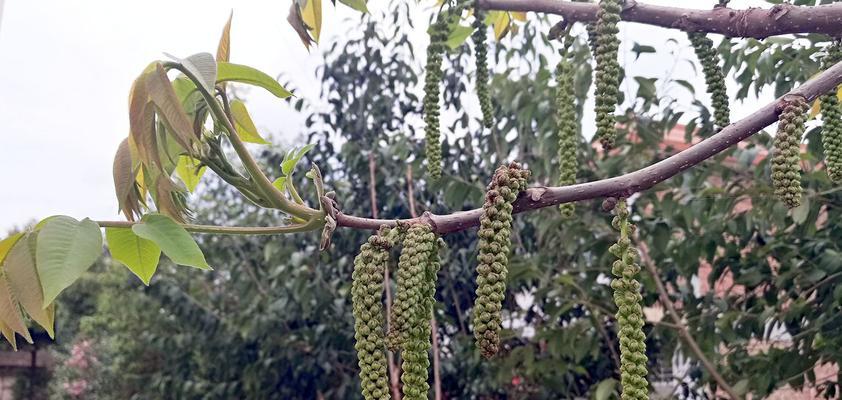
[478,0,842,39]
[370,153,380,220]
[335,61,842,235]
[637,241,740,400]
[94,219,321,235]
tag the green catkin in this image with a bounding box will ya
[351,227,397,400]
[586,22,599,56]
[472,162,530,358]
[608,199,649,400]
[688,32,730,131]
[397,224,439,400]
[423,13,450,181]
[771,97,809,208]
[388,225,427,351]
[556,42,579,218]
[820,43,842,183]
[473,4,494,129]
[593,0,622,151]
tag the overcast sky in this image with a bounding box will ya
[0,0,772,232]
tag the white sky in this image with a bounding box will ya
[0,0,772,232]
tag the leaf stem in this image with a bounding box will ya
[163,61,320,220]
[95,219,322,235]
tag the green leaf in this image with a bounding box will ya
[299,0,322,43]
[337,0,367,13]
[631,42,656,60]
[216,62,293,98]
[792,198,810,224]
[229,100,271,144]
[146,63,198,154]
[168,52,217,95]
[175,155,207,192]
[0,276,31,345]
[446,24,474,50]
[217,12,233,63]
[3,235,55,338]
[634,76,658,101]
[0,320,17,351]
[281,144,316,176]
[106,228,162,285]
[113,137,141,220]
[0,233,24,264]
[36,216,103,306]
[131,214,210,270]
[272,176,288,192]
[594,378,617,400]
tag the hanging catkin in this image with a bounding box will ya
[593,0,622,151]
[771,96,809,208]
[688,32,730,131]
[820,43,842,183]
[423,13,448,180]
[395,224,439,400]
[351,227,396,400]
[472,162,530,358]
[556,37,579,218]
[609,199,649,400]
[473,2,494,129]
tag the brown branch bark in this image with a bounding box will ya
[477,0,842,39]
[637,241,740,400]
[335,60,842,235]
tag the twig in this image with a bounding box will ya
[477,0,842,39]
[637,240,740,400]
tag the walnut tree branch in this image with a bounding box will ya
[335,60,842,235]
[477,0,842,39]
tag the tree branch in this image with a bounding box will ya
[478,0,842,39]
[335,60,842,235]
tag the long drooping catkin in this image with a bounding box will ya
[351,228,396,400]
[473,2,494,129]
[688,32,730,131]
[593,0,622,151]
[395,224,439,400]
[555,40,579,218]
[771,97,809,208]
[609,199,649,400]
[821,43,842,183]
[472,162,530,358]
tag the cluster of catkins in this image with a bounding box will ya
[688,32,730,131]
[555,38,579,218]
[351,224,442,400]
[821,43,842,183]
[593,0,622,150]
[473,2,494,129]
[771,97,809,209]
[425,1,498,179]
[609,199,649,400]
[472,162,530,358]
